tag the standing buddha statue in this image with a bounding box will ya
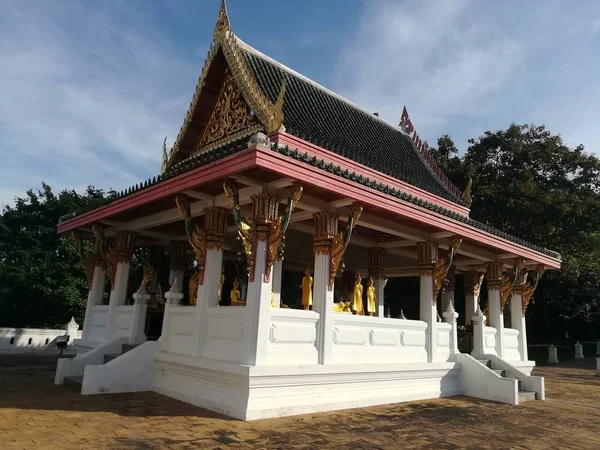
[301,266,313,310]
[353,273,364,315]
[366,276,376,316]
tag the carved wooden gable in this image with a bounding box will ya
[195,69,261,154]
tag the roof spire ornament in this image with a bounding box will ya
[461,175,473,207]
[161,137,169,174]
[213,0,231,44]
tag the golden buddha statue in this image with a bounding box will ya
[216,266,224,304]
[366,276,376,316]
[353,273,364,315]
[301,266,313,310]
[230,277,245,306]
[189,271,199,306]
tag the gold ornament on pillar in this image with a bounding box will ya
[521,264,545,315]
[223,179,257,281]
[91,225,118,289]
[140,263,156,294]
[71,231,99,291]
[499,258,525,312]
[368,247,387,280]
[265,183,303,281]
[204,206,229,250]
[417,240,439,276]
[169,241,188,271]
[328,203,363,290]
[464,271,485,300]
[175,194,207,285]
[485,261,504,290]
[432,236,462,304]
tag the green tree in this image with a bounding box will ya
[0,184,108,328]
[430,124,600,339]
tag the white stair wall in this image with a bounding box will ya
[81,340,160,395]
[456,353,518,404]
[487,354,545,400]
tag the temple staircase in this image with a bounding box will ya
[64,343,138,389]
[476,359,537,403]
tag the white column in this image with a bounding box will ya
[471,306,486,360]
[510,292,527,361]
[162,280,183,352]
[464,271,483,326]
[130,288,150,345]
[420,271,437,362]
[313,251,334,364]
[106,260,130,339]
[442,301,459,362]
[488,288,504,358]
[244,240,272,365]
[82,265,105,341]
[272,259,283,307]
[375,278,385,317]
[195,247,223,357]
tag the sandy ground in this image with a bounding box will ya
[1,353,599,449]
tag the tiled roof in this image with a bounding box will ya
[238,41,465,206]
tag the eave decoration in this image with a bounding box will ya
[175,194,207,286]
[521,264,546,315]
[329,203,363,290]
[71,231,102,291]
[91,225,117,289]
[166,0,286,169]
[223,178,303,283]
[500,258,525,312]
[432,236,462,303]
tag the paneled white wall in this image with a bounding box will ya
[114,305,134,338]
[484,326,498,356]
[164,306,195,355]
[268,309,319,365]
[437,323,452,362]
[504,328,521,361]
[88,306,109,342]
[332,315,428,364]
[202,306,246,363]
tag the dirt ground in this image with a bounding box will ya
[1,353,599,449]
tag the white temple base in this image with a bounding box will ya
[153,352,461,420]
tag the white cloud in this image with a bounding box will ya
[0,2,200,206]
[334,0,600,153]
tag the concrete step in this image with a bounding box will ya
[103,353,120,364]
[477,359,491,368]
[64,375,83,390]
[492,369,506,377]
[518,391,536,403]
[121,344,138,355]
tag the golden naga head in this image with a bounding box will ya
[290,183,303,204]
[349,202,363,224]
[536,264,546,277]
[222,178,239,209]
[175,194,190,220]
[449,235,462,253]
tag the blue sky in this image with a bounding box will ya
[1,0,599,208]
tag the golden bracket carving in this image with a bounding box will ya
[175,194,207,286]
[328,203,363,291]
[500,258,525,312]
[71,231,97,291]
[368,247,387,279]
[522,264,546,315]
[432,236,462,304]
[91,224,118,290]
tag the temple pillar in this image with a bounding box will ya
[368,247,387,317]
[106,231,136,339]
[417,241,438,363]
[82,264,106,341]
[442,300,459,361]
[471,305,486,360]
[510,291,527,361]
[168,241,187,286]
[313,212,338,364]
[464,271,484,326]
[486,261,505,358]
[130,285,150,345]
[162,279,184,351]
[440,266,455,314]
[272,259,283,307]
[194,206,227,357]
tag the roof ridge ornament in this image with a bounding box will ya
[213,0,231,43]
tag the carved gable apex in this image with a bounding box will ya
[195,69,261,154]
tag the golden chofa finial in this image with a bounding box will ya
[461,175,473,207]
[213,0,231,44]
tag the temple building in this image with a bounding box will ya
[54,1,560,420]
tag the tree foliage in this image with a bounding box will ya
[430,124,600,338]
[0,184,109,328]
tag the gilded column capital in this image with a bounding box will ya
[313,211,339,255]
[485,261,504,290]
[114,230,136,262]
[204,206,229,250]
[71,231,101,291]
[464,271,485,299]
[368,247,387,280]
[417,240,438,275]
[169,241,189,270]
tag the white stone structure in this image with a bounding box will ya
[574,341,584,359]
[548,343,559,364]
[1,318,81,352]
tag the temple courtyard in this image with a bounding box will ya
[0,354,598,449]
